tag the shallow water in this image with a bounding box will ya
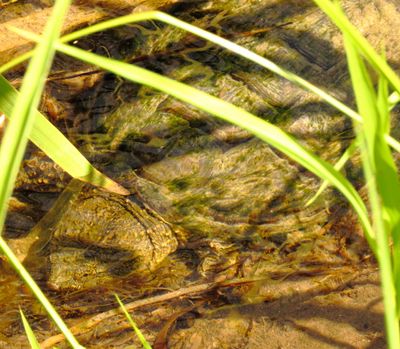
[2,0,398,347]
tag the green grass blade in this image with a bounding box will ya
[0,238,84,349]
[0,51,32,76]
[343,41,377,154]
[0,1,71,226]
[50,12,363,124]
[115,295,152,349]
[0,1,84,348]
[4,11,400,153]
[11,30,375,249]
[356,131,399,349]
[342,23,400,349]
[389,92,400,111]
[376,73,400,315]
[0,75,129,195]
[306,139,358,206]
[337,1,400,248]
[20,309,40,349]
[314,0,400,96]
[377,66,390,135]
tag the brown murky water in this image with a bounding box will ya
[2,0,398,347]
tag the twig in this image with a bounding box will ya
[40,281,218,348]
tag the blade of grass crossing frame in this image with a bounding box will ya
[313,0,400,96]
[306,139,358,206]
[4,11,400,153]
[58,11,400,153]
[14,29,376,251]
[342,22,400,348]
[377,65,390,135]
[336,0,400,300]
[389,92,400,110]
[0,75,129,195]
[20,309,41,349]
[376,72,400,313]
[0,1,84,348]
[115,295,152,349]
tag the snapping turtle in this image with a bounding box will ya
[21,180,179,291]
[49,182,179,290]
[10,0,400,292]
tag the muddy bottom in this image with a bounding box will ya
[0,262,384,348]
[169,269,384,349]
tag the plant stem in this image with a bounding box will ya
[0,0,84,347]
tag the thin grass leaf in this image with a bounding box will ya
[0,51,32,75]
[28,12,365,124]
[0,1,83,348]
[314,0,400,96]
[115,295,152,349]
[377,62,390,135]
[15,28,376,251]
[61,11,400,152]
[342,24,400,349]
[337,0,400,254]
[3,11,400,153]
[20,309,40,349]
[375,72,400,314]
[346,45,378,156]
[0,75,129,195]
[389,92,400,111]
[306,139,358,206]
[0,2,71,226]
[375,75,400,233]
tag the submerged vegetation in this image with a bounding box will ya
[1,0,400,347]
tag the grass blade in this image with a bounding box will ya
[376,73,400,314]
[20,309,40,349]
[389,92,400,110]
[0,75,129,195]
[3,11,400,153]
[14,29,375,251]
[306,139,358,206]
[313,0,400,96]
[115,295,152,349]
[342,17,400,348]
[0,1,84,348]
[59,41,377,249]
